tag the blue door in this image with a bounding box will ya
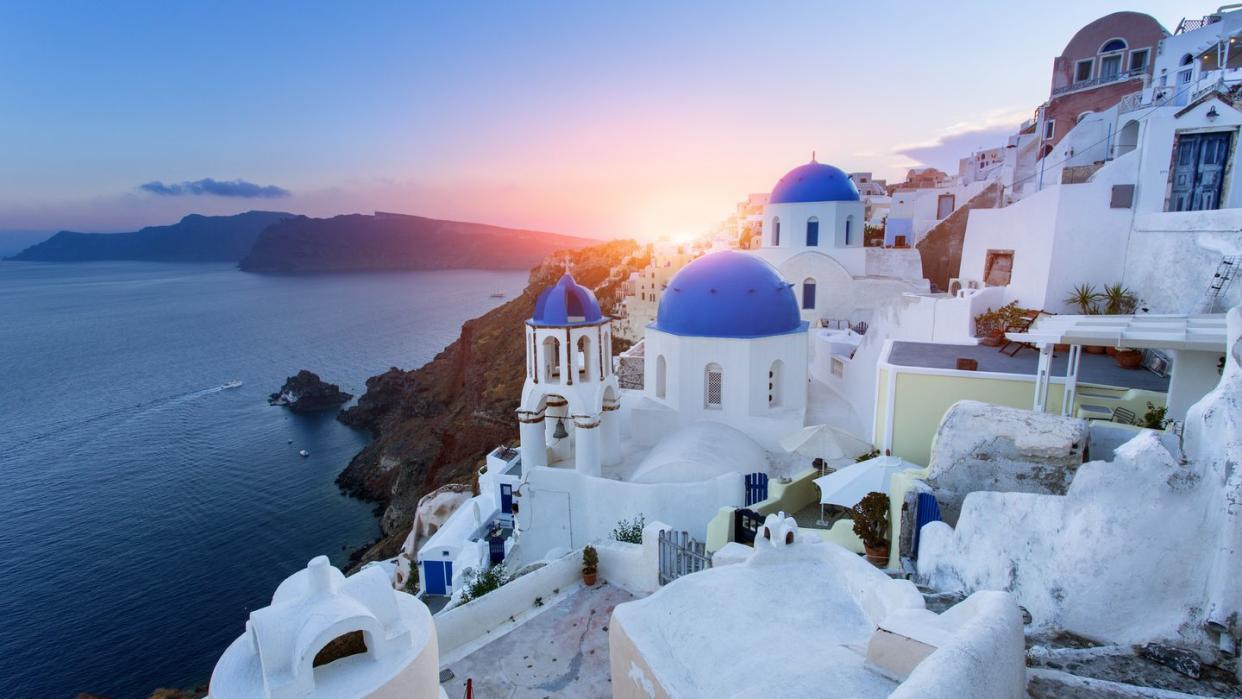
[422,560,453,596]
[745,472,769,506]
[500,484,513,514]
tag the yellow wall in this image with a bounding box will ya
[880,367,1167,467]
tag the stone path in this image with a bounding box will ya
[442,583,633,698]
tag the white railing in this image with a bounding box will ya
[1051,69,1146,97]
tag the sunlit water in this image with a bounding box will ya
[0,261,526,697]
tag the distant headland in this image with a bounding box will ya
[6,210,596,272]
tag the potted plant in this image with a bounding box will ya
[851,491,891,566]
[1102,283,1137,315]
[974,301,1023,346]
[1065,283,1101,315]
[582,545,598,586]
[1114,347,1143,369]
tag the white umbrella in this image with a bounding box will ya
[780,424,873,462]
[811,455,914,525]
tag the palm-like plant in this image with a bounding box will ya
[1102,283,1137,315]
[1065,284,1101,314]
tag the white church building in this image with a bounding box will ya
[749,159,929,326]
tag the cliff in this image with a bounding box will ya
[239,212,596,273]
[6,211,294,262]
[336,239,646,561]
[915,182,1003,292]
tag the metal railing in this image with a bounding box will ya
[1051,68,1145,97]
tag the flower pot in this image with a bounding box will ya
[1114,350,1143,370]
[1105,346,1118,357]
[863,543,890,567]
[1084,345,1107,355]
[955,358,979,371]
[979,331,1004,347]
[1054,343,1070,353]
[583,569,597,586]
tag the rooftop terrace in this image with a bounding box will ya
[888,342,1170,393]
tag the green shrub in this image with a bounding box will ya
[851,492,890,549]
[459,564,510,603]
[1142,402,1169,430]
[612,515,646,544]
[582,545,598,573]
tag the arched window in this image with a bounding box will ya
[1099,38,1127,53]
[772,217,781,246]
[768,360,783,408]
[542,336,561,380]
[806,217,819,246]
[802,278,816,310]
[576,335,591,379]
[1180,53,1194,67]
[704,363,723,409]
[844,215,855,245]
[655,355,667,398]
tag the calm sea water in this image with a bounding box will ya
[0,261,527,698]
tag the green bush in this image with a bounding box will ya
[459,564,510,603]
[612,515,646,543]
[851,492,890,549]
[582,545,599,573]
[1142,402,1169,430]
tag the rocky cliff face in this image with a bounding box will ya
[915,182,1002,292]
[336,239,644,562]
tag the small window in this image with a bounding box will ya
[1099,38,1127,53]
[1180,53,1194,67]
[1099,54,1122,80]
[704,363,723,409]
[1129,49,1149,72]
[1074,58,1093,82]
[772,217,781,246]
[806,217,819,246]
[1043,119,1056,140]
[655,355,667,398]
[844,216,854,245]
[802,279,816,310]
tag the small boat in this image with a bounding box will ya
[222,380,243,389]
[489,291,506,298]
[299,449,310,457]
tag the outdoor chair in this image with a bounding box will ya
[999,309,1050,357]
[1111,407,1137,425]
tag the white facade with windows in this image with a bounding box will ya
[751,159,928,326]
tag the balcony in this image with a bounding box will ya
[1051,69,1145,97]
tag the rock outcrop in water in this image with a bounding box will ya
[336,239,645,563]
[269,370,353,413]
[239,211,596,273]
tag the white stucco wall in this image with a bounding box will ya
[762,199,866,250]
[641,327,807,446]
[919,307,1242,648]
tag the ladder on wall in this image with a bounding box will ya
[1198,256,1240,314]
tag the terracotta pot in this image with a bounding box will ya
[955,358,979,371]
[1105,346,1118,357]
[979,332,1003,347]
[1054,343,1070,353]
[1084,345,1107,355]
[863,543,890,567]
[583,569,597,586]
[1115,350,1143,369]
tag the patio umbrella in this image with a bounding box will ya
[780,424,873,462]
[811,455,914,525]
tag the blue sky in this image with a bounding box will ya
[0,1,1195,237]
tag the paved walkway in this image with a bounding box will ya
[442,583,634,698]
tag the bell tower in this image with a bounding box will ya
[517,272,621,477]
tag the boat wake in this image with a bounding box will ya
[2,382,245,457]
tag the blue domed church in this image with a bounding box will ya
[635,250,810,447]
[750,158,927,326]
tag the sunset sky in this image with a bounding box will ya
[0,1,1194,239]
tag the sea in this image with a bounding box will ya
[0,261,528,698]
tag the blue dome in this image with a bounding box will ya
[530,273,604,326]
[769,160,860,204]
[655,252,805,338]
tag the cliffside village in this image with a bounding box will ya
[206,9,1242,698]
